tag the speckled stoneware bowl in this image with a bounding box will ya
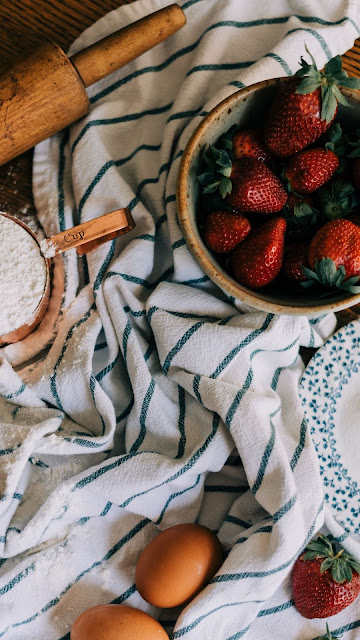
[177,78,360,317]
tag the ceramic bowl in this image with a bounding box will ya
[176,78,360,317]
[0,214,51,346]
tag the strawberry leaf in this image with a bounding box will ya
[300,278,317,288]
[324,55,343,76]
[316,178,355,220]
[218,166,232,177]
[343,275,360,287]
[221,137,233,150]
[327,122,343,145]
[332,84,351,107]
[337,562,349,583]
[314,259,346,287]
[348,146,360,158]
[296,78,321,94]
[217,150,232,168]
[341,283,360,294]
[300,260,360,293]
[322,122,348,159]
[333,267,347,287]
[203,154,216,170]
[320,557,335,573]
[318,622,343,640]
[343,562,354,583]
[294,55,315,77]
[219,176,232,199]
[197,172,217,187]
[331,560,347,584]
[303,550,324,560]
[312,535,335,553]
[304,44,318,69]
[203,181,220,194]
[301,265,320,283]
[345,558,360,574]
[338,76,360,89]
[321,87,338,123]
[294,202,315,218]
[320,257,338,283]
[347,136,360,158]
[210,146,221,162]
[196,125,235,200]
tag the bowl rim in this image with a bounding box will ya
[176,79,360,317]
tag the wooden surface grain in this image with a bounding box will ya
[0,2,359,362]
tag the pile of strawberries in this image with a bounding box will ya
[197,49,360,296]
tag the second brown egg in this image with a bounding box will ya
[135,523,223,608]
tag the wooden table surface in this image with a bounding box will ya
[1,1,360,364]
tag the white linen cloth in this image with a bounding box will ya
[0,1,360,638]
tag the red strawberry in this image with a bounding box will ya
[292,534,360,619]
[225,158,287,214]
[230,216,286,288]
[282,240,309,282]
[232,129,271,163]
[264,78,334,157]
[263,49,360,157]
[308,218,360,279]
[203,210,251,253]
[285,148,339,194]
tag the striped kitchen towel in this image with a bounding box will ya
[0,0,360,638]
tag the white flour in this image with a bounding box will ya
[0,214,47,335]
[40,237,57,258]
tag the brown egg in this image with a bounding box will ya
[70,604,168,640]
[135,523,223,608]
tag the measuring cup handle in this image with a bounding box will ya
[41,208,135,257]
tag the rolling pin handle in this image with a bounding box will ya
[70,4,186,88]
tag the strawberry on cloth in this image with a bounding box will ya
[292,534,360,618]
[0,1,359,640]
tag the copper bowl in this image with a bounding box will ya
[0,213,51,346]
[177,78,360,317]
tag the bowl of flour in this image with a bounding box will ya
[0,213,50,346]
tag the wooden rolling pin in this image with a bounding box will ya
[0,4,186,166]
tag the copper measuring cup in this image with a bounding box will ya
[0,208,134,346]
